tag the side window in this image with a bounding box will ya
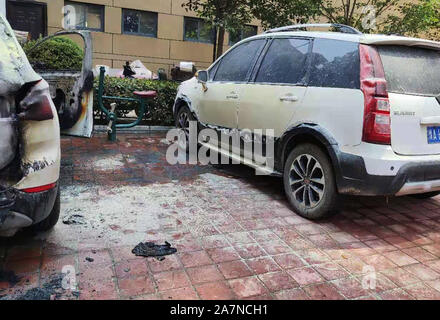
[64,1,104,32]
[309,39,360,89]
[122,9,158,38]
[255,38,310,84]
[229,25,258,46]
[184,17,215,43]
[214,40,265,82]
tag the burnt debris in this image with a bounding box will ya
[62,214,85,225]
[132,241,177,261]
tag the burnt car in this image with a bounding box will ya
[26,30,94,138]
[0,14,60,236]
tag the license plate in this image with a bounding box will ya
[427,126,440,144]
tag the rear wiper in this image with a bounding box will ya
[437,94,440,105]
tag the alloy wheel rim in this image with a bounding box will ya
[289,154,325,209]
[178,112,190,138]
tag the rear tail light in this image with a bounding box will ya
[22,183,56,193]
[360,44,391,145]
[16,80,54,121]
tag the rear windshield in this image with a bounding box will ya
[377,45,440,96]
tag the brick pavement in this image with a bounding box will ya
[1,132,440,300]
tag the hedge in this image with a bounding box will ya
[93,76,180,126]
[23,36,84,71]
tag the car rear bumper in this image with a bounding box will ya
[396,179,440,196]
[334,146,440,196]
[393,162,440,196]
[0,182,58,236]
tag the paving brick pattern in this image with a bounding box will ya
[1,132,440,300]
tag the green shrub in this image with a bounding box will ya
[23,36,84,70]
[93,76,180,126]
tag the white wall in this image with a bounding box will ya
[0,0,5,16]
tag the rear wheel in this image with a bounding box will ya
[283,143,339,220]
[410,191,440,199]
[30,187,60,232]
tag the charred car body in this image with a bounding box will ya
[0,14,60,236]
[27,30,94,138]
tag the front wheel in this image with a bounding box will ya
[175,105,198,152]
[283,144,339,220]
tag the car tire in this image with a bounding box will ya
[30,187,60,232]
[410,191,440,199]
[283,143,339,220]
[175,105,198,152]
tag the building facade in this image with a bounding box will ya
[5,0,262,75]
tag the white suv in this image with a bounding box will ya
[173,23,440,220]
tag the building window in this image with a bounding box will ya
[229,25,258,45]
[122,9,157,37]
[64,1,104,31]
[184,17,214,44]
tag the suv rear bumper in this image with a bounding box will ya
[396,179,440,196]
[0,183,58,236]
[334,148,440,196]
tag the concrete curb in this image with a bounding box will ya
[93,125,174,133]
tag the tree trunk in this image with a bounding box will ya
[212,26,218,62]
[216,27,225,60]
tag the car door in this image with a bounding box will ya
[197,39,266,144]
[24,30,94,138]
[237,37,311,159]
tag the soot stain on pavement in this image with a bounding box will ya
[0,269,20,286]
[12,274,79,300]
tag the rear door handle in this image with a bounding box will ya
[280,95,298,102]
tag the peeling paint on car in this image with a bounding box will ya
[21,159,54,176]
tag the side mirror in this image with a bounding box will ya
[196,70,208,92]
[197,70,208,83]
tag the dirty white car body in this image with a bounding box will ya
[0,14,60,236]
[174,24,440,219]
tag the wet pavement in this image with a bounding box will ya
[2,132,440,300]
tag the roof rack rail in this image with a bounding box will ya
[264,23,363,35]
